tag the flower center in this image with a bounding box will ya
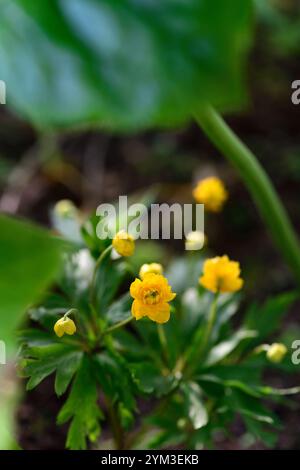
[143,289,161,305]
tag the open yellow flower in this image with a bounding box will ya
[139,263,163,280]
[112,230,135,257]
[199,255,243,293]
[54,316,76,338]
[193,177,228,212]
[130,274,176,324]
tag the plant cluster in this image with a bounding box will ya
[18,179,300,450]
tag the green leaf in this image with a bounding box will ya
[58,355,103,450]
[29,306,68,331]
[243,416,278,448]
[18,328,59,347]
[181,382,208,430]
[55,352,83,396]
[94,351,136,411]
[0,215,64,346]
[95,256,127,313]
[198,375,263,399]
[130,361,177,397]
[105,292,131,325]
[200,363,262,384]
[212,293,241,341]
[0,364,19,450]
[244,291,297,341]
[180,288,211,334]
[204,330,257,367]
[22,342,82,392]
[226,389,281,427]
[0,0,253,130]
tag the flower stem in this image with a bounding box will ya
[195,104,300,287]
[157,324,170,367]
[102,316,133,337]
[90,245,113,305]
[197,292,219,361]
[175,293,219,376]
[63,308,77,319]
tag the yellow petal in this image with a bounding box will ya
[147,303,170,324]
[165,290,176,302]
[54,319,65,337]
[130,278,142,299]
[64,318,76,335]
[131,300,147,320]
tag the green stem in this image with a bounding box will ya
[63,308,78,319]
[195,104,300,287]
[90,245,113,306]
[102,316,133,337]
[197,292,219,361]
[157,324,170,368]
[105,396,124,450]
[181,293,218,376]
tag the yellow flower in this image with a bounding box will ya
[139,263,163,280]
[185,231,206,251]
[130,274,176,324]
[199,255,243,293]
[267,343,287,363]
[54,199,77,218]
[54,317,76,338]
[112,230,135,257]
[193,177,228,212]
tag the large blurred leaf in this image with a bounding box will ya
[0,215,64,344]
[0,0,252,130]
[0,215,64,449]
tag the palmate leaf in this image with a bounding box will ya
[94,350,136,413]
[21,341,82,394]
[58,355,103,450]
[130,361,177,397]
[0,0,253,130]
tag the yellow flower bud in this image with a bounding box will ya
[112,230,135,257]
[139,263,163,280]
[193,177,228,212]
[266,343,287,363]
[185,231,206,251]
[54,199,77,218]
[54,316,76,338]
